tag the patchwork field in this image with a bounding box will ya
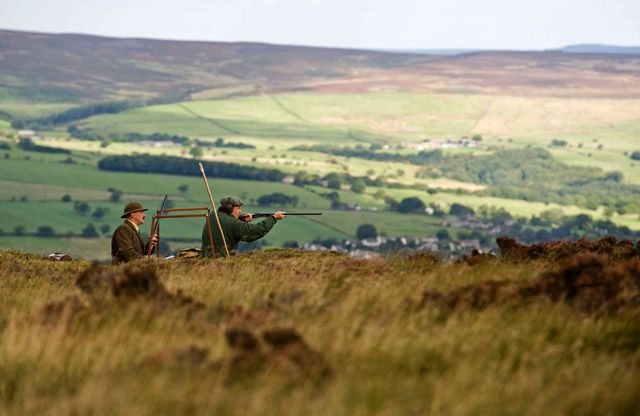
[75,93,640,184]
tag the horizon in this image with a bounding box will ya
[1,27,638,54]
[1,0,639,51]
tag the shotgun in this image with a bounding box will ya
[240,212,322,220]
[146,194,168,256]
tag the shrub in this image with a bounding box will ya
[396,197,426,214]
[37,225,56,237]
[356,224,378,240]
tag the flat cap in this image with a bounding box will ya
[220,195,244,211]
[121,201,148,218]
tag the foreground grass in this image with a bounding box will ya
[0,249,638,415]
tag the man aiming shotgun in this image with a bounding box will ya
[200,195,287,258]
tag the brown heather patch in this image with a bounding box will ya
[218,326,331,383]
[421,252,640,314]
[139,326,331,384]
[496,236,638,262]
[75,262,204,309]
[2,248,639,414]
[38,295,87,326]
[527,253,640,313]
[141,345,210,368]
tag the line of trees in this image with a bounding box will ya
[195,138,255,149]
[290,144,443,165]
[12,100,145,129]
[97,154,287,182]
[17,138,71,154]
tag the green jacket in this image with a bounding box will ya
[111,220,150,264]
[201,211,277,258]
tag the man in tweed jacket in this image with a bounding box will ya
[111,202,157,264]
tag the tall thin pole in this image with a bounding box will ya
[199,162,230,257]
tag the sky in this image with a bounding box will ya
[0,0,639,50]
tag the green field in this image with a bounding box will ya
[78,93,640,184]
[81,93,491,144]
[3,91,640,258]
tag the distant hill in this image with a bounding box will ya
[559,44,640,55]
[0,29,432,104]
[378,48,480,55]
[2,29,640,114]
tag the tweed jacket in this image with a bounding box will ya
[201,211,277,258]
[111,220,149,264]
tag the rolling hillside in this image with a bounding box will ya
[2,29,640,119]
[0,29,432,108]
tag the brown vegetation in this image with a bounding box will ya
[2,244,639,415]
[496,236,638,262]
[422,249,640,314]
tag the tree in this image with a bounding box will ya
[396,197,426,213]
[109,189,123,203]
[14,225,25,236]
[449,203,475,218]
[356,223,378,240]
[37,225,56,237]
[630,151,640,161]
[91,207,109,220]
[73,201,91,215]
[61,194,72,202]
[189,146,203,158]
[604,171,623,183]
[436,229,450,241]
[551,139,568,147]
[327,179,342,190]
[351,178,366,194]
[257,193,296,206]
[178,184,189,194]
[100,224,111,236]
[81,223,99,238]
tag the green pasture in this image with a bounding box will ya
[0,99,77,120]
[0,180,110,202]
[0,236,112,261]
[80,93,490,145]
[77,93,640,187]
[46,138,485,191]
[0,154,329,208]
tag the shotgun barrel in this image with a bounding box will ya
[242,212,322,219]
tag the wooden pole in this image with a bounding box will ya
[205,212,215,258]
[199,162,230,257]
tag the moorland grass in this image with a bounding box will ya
[0,249,638,415]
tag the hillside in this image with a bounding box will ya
[0,29,432,107]
[2,29,640,117]
[1,246,638,414]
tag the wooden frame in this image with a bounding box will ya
[146,207,215,258]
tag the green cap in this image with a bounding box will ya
[121,201,148,218]
[220,196,244,211]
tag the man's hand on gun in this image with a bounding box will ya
[272,211,286,220]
